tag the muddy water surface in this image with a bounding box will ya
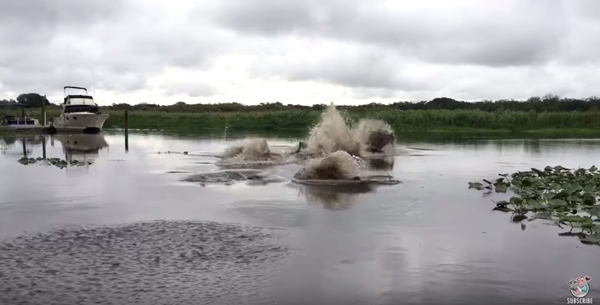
[0,132,599,304]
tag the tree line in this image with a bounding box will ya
[2,93,600,113]
[0,93,51,108]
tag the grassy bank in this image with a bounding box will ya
[5,108,600,136]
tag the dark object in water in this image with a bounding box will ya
[293,150,361,180]
[294,141,307,154]
[181,169,286,185]
[368,157,394,171]
[182,169,260,183]
[293,167,360,181]
[292,174,400,186]
[367,130,395,153]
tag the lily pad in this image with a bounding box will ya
[579,232,600,245]
[512,214,528,222]
[468,182,484,190]
[494,184,509,193]
[469,165,600,246]
[18,157,91,169]
[492,206,512,213]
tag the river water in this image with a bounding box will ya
[0,131,598,304]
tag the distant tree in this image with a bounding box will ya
[16,93,51,107]
[10,93,600,114]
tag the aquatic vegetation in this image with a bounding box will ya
[469,165,600,246]
[14,99,600,134]
[92,109,600,134]
[18,157,92,169]
[156,151,189,155]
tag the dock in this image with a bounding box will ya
[0,125,101,135]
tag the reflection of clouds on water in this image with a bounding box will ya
[230,198,309,228]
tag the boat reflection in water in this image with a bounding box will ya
[53,133,109,162]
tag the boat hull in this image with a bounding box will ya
[53,113,109,132]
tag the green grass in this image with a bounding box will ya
[4,108,600,137]
[104,109,600,132]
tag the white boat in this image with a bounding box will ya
[52,86,109,133]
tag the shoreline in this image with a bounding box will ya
[2,107,600,137]
[4,127,600,139]
[105,127,600,139]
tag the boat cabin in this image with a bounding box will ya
[63,95,101,114]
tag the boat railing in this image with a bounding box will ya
[64,86,88,97]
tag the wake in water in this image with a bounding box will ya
[212,102,399,185]
[290,103,400,185]
[292,149,400,188]
[181,169,287,186]
[217,138,295,168]
[298,103,396,159]
[221,138,272,161]
[164,102,402,191]
[294,150,363,180]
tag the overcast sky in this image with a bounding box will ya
[0,0,599,106]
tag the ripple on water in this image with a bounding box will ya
[435,263,475,274]
[0,220,294,305]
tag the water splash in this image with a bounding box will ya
[352,119,395,154]
[305,103,361,157]
[294,150,362,180]
[222,138,274,162]
[218,138,299,168]
[215,102,397,176]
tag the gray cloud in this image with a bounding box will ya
[214,0,567,67]
[1,0,599,103]
[163,81,216,98]
[0,0,226,100]
[248,42,433,92]
[0,0,126,31]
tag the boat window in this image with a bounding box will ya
[64,96,96,105]
[64,105,100,114]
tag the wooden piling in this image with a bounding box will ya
[41,98,46,126]
[42,136,47,159]
[124,110,129,152]
[21,137,27,158]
